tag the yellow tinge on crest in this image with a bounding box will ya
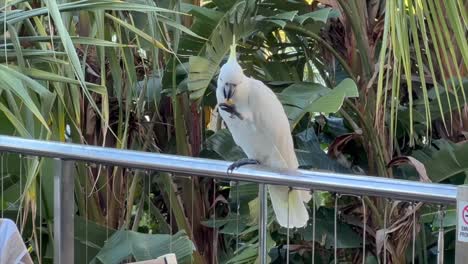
[228,34,237,62]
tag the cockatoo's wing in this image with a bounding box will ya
[246,78,298,169]
[246,78,311,228]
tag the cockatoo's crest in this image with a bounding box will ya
[219,34,243,84]
[228,35,237,63]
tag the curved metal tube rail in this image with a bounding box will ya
[0,135,457,204]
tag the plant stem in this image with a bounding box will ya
[284,23,355,81]
[364,196,383,227]
[336,0,372,80]
[131,188,145,231]
[125,170,141,229]
[344,99,388,177]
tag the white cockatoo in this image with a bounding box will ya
[216,42,312,228]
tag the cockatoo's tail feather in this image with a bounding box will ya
[269,186,311,228]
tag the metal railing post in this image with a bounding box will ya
[437,206,445,264]
[54,159,74,264]
[456,185,468,263]
[259,184,267,264]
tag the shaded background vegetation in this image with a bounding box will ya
[0,0,467,263]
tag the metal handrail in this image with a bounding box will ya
[0,135,457,204]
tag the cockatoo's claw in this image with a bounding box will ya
[219,103,244,120]
[227,158,260,175]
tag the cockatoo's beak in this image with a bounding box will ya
[223,83,236,105]
[219,87,243,120]
[224,98,234,106]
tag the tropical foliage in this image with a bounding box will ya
[0,0,466,263]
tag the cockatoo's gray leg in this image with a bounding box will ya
[227,158,260,174]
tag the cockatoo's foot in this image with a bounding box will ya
[227,158,260,174]
[219,103,244,120]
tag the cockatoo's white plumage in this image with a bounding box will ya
[216,43,311,228]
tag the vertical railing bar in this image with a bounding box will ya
[383,199,388,264]
[259,183,268,264]
[53,159,61,264]
[85,164,89,262]
[412,202,416,264]
[437,205,445,264]
[191,175,194,232]
[106,166,110,240]
[312,191,316,264]
[170,173,173,255]
[236,181,240,254]
[65,159,74,264]
[18,154,22,227]
[212,179,216,264]
[126,168,130,262]
[334,194,340,264]
[39,156,43,263]
[286,188,290,264]
[54,158,74,264]
[148,171,152,240]
[191,175,194,264]
[361,196,366,263]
